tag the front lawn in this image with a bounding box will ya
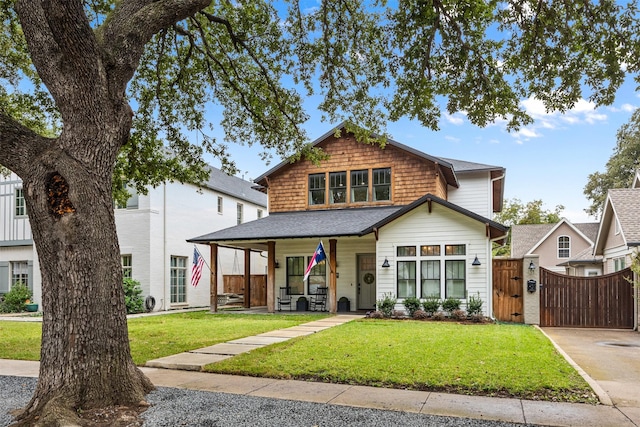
[0,311,327,365]
[203,319,597,403]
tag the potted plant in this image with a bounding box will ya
[296,296,309,311]
[337,296,350,312]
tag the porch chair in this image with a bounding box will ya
[310,287,328,312]
[277,287,293,311]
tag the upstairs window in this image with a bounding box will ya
[350,170,369,202]
[257,209,263,219]
[15,188,26,217]
[236,203,243,225]
[217,196,223,214]
[308,173,326,205]
[329,172,346,204]
[373,168,391,201]
[558,236,570,258]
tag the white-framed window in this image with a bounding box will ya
[11,261,29,288]
[558,236,570,258]
[614,257,626,272]
[257,209,263,219]
[15,188,26,217]
[396,244,467,300]
[236,203,243,225]
[121,255,132,279]
[217,196,223,214]
[170,256,187,303]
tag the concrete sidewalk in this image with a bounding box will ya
[0,359,636,427]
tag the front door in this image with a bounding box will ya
[357,254,377,310]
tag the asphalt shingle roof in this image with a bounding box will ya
[609,188,640,245]
[510,221,599,258]
[189,206,403,242]
[205,166,267,207]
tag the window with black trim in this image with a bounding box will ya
[445,260,465,299]
[373,168,391,201]
[329,172,346,204]
[309,173,326,205]
[286,256,305,294]
[397,261,416,298]
[307,256,326,294]
[351,170,368,202]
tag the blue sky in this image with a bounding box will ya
[210,74,638,225]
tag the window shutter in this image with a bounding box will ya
[0,262,9,294]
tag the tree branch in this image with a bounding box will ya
[100,0,211,94]
[0,112,54,177]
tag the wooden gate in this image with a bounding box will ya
[492,259,524,323]
[540,267,634,328]
[223,275,267,307]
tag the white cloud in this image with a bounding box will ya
[444,135,461,143]
[444,113,465,125]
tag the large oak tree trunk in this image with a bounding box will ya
[14,133,154,427]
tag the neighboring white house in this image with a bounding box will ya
[0,166,268,311]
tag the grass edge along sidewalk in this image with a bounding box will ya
[0,312,597,404]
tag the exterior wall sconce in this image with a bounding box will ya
[472,255,481,266]
[528,261,535,271]
[381,257,390,268]
[274,260,280,268]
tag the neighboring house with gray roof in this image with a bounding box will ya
[594,170,640,274]
[190,123,508,314]
[511,219,601,276]
[0,167,267,311]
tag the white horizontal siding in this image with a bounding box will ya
[447,172,492,218]
[377,202,492,312]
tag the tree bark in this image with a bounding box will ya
[2,1,212,425]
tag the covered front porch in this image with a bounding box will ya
[199,236,380,314]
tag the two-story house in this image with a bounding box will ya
[0,166,267,311]
[189,124,508,313]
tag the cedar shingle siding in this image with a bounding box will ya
[266,135,448,212]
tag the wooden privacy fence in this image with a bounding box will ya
[539,267,634,328]
[223,275,267,307]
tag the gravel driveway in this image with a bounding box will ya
[0,376,526,427]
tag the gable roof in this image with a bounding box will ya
[511,219,599,258]
[205,166,267,207]
[253,123,460,190]
[594,188,640,254]
[188,193,508,244]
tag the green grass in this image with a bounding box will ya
[203,320,597,403]
[0,311,327,365]
[0,314,598,403]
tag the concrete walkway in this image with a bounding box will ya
[145,314,362,371]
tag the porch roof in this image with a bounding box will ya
[189,194,509,244]
[188,206,403,243]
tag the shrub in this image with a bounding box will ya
[412,309,428,320]
[467,292,483,316]
[422,295,441,315]
[376,293,397,318]
[402,296,422,317]
[123,278,144,314]
[432,311,446,321]
[442,297,462,314]
[0,283,32,313]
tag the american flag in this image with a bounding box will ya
[191,246,205,287]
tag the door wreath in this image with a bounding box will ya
[363,272,375,284]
